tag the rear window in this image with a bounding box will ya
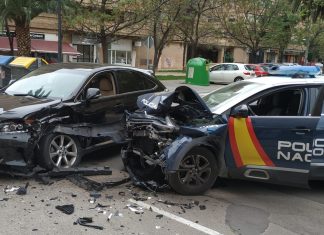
[116,70,156,94]
[244,65,254,71]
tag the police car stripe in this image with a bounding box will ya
[245,118,275,167]
[234,118,266,166]
[229,117,243,167]
[229,117,275,168]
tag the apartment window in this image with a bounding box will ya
[72,44,95,62]
[108,50,132,65]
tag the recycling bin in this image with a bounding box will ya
[186,57,210,86]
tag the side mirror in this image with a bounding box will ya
[86,88,101,100]
[231,104,249,118]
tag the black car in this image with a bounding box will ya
[0,63,165,170]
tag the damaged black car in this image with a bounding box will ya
[123,78,324,195]
[0,63,165,170]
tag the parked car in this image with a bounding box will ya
[0,63,165,170]
[209,63,255,84]
[123,77,324,195]
[248,64,269,77]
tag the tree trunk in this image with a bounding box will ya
[5,20,14,55]
[249,49,258,63]
[100,31,108,63]
[152,48,162,74]
[15,22,31,56]
[278,48,285,63]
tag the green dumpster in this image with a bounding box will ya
[186,57,209,86]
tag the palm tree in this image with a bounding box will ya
[0,0,50,56]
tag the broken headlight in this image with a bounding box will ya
[0,122,28,133]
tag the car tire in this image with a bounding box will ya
[167,147,218,195]
[234,77,243,82]
[38,133,82,169]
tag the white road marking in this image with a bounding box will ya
[128,199,223,235]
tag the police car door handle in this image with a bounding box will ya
[291,128,311,134]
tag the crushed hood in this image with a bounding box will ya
[136,86,212,115]
[0,93,61,120]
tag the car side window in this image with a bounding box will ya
[247,89,303,116]
[84,72,116,98]
[211,65,223,71]
[227,64,238,71]
[116,70,155,94]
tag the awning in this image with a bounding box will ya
[0,55,14,66]
[9,57,48,69]
[0,37,81,56]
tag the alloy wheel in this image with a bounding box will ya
[49,135,78,168]
[177,154,212,186]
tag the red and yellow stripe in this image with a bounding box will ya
[229,117,274,168]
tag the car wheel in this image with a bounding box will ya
[38,133,82,169]
[234,77,243,82]
[168,147,218,195]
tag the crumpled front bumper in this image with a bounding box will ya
[0,132,36,168]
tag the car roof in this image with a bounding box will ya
[248,76,324,86]
[208,76,324,115]
[32,63,154,76]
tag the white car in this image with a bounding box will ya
[209,63,255,84]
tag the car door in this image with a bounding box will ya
[225,86,320,187]
[77,70,121,124]
[209,64,225,83]
[310,86,324,180]
[222,64,237,83]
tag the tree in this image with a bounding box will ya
[263,3,299,63]
[0,0,50,56]
[64,0,152,63]
[290,0,324,63]
[176,0,220,59]
[142,0,185,73]
[215,0,290,63]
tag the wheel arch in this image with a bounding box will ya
[165,137,226,176]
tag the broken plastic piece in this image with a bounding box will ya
[127,204,144,214]
[4,186,20,193]
[16,182,29,195]
[55,204,75,215]
[75,217,103,230]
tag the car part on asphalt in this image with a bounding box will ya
[16,182,29,195]
[55,204,75,215]
[67,174,130,191]
[74,217,104,230]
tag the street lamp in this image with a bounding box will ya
[57,0,62,62]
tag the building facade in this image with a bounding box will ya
[0,13,306,70]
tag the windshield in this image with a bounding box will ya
[203,82,263,109]
[5,68,90,99]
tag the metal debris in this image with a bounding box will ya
[127,204,144,214]
[74,217,104,230]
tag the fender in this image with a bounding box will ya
[164,135,227,175]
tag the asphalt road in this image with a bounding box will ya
[1,81,324,234]
[1,148,324,235]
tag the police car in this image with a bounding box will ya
[122,77,324,195]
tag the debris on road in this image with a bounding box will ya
[16,182,29,195]
[126,203,144,214]
[4,186,20,193]
[67,174,130,191]
[74,217,104,230]
[55,204,75,215]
